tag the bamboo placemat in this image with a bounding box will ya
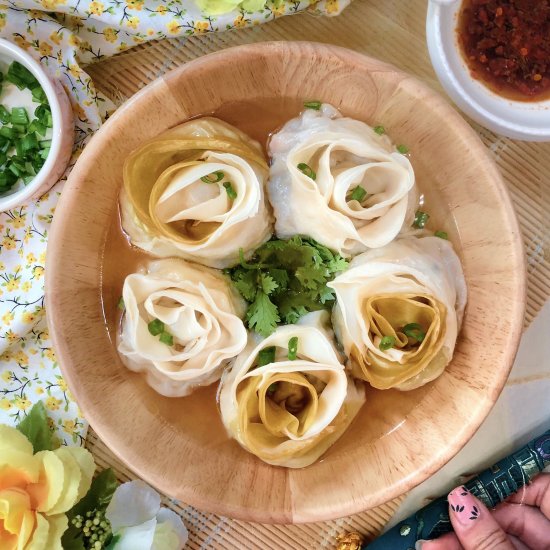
[83,0,550,547]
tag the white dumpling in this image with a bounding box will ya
[268,104,416,256]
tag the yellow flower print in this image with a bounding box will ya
[6,278,20,292]
[88,0,104,15]
[26,252,36,264]
[0,13,5,30]
[41,328,49,341]
[29,348,37,355]
[132,35,144,43]
[167,19,182,34]
[0,261,4,270]
[234,15,246,27]
[4,330,18,344]
[45,396,62,411]
[155,4,166,13]
[0,351,11,361]
[2,236,16,250]
[38,41,52,57]
[73,103,86,120]
[22,310,38,324]
[63,420,77,435]
[44,348,57,362]
[147,28,155,36]
[29,8,43,17]
[325,0,338,13]
[14,35,31,50]
[103,27,117,43]
[49,30,63,44]
[8,214,25,228]
[126,0,144,9]
[1,370,12,382]
[32,266,45,279]
[272,4,285,16]
[2,312,14,325]
[14,351,29,366]
[40,0,66,8]
[58,378,68,392]
[14,397,32,410]
[21,281,31,292]
[126,16,140,29]
[39,251,46,264]
[117,42,129,52]
[35,387,44,395]
[0,398,11,410]
[69,64,82,78]
[194,20,209,33]
[23,227,32,244]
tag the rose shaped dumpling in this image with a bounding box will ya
[329,236,467,391]
[218,312,365,468]
[268,104,417,257]
[118,258,248,397]
[121,118,272,269]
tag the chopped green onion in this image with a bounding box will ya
[435,230,448,240]
[403,323,425,343]
[374,125,385,135]
[287,336,298,360]
[0,105,10,124]
[147,318,164,336]
[0,153,6,166]
[7,61,37,89]
[39,139,51,150]
[413,210,430,229]
[39,148,50,160]
[10,107,29,126]
[223,181,237,200]
[304,100,322,110]
[31,85,47,104]
[117,296,125,310]
[258,346,276,367]
[20,134,38,154]
[22,175,34,185]
[28,120,47,136]
[159,331,174,346]
[397,144,409,154]
[267,382,279,394]
[200,170,224,183]
[0,126,15,139]
[11,124,26,135]
[379,335,396,351]
[0,171,17,188]
[297,162,316,181]
[348,185,367,202]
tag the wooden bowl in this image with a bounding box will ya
[46,42,525,523]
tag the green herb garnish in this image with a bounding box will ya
[258,346,276,366]
[413,210,430,229]
[147,318,164,336]
[379,336,396,351]
[200,170,224,183]
[348,185,367,202]
[397,144,409,154]
[228,236,348,336]
[304,100,322,110]
[374,125,385,135]
[435,230,448,239]
[287,336,298,360]
[403,323,425,343]
[297,162,316,181]
[223,181,237,199]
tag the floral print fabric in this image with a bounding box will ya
[0,0,349,442]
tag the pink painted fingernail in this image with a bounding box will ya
[448,486,480,527]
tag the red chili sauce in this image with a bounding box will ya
[458,0,550,101]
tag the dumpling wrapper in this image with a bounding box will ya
[268,104,417,257]
[329,236,467,390]
[121,118,273,269]
[218,311,365,468]
[118,258,248,397]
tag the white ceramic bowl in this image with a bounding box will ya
[0,38,74,210]
[426,0,550,141]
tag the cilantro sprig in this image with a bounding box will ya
[228,236,349,336]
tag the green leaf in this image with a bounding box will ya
[16,401,56,452]
[295,264,326,290]
[246,291,280,336]
[327,256,349,274]
[260,273,278,295]
[232,270,257,302]
[67,468,118,519]
[317,285,335,304]
[266,268,289,294]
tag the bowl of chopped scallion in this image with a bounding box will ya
[0,38,73,210]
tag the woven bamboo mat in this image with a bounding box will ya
[83,0,550,547]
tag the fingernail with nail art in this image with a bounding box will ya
[448,486,480,527]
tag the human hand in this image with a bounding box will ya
[418,473,550,549]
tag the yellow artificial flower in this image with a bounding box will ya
[35,387,45,395]
[62,420,77,435]
[22,311,38,324]
[44,348,57,362]
[14,351,29,366]
[2,236,16,249]
[234,14,246,27]
[14,35,31,50]
[45,396,62,411]
[38,41,52,57]
[49,30,63,44]
[6,278,20,292]
[326,0,338,13]
[88,0,104,15]
[2,312,14,325]
[155,4,166,13]
[166,19,181,34]
[33,266,45,279]
[126,16,140,29]
[0,398,10,410]
[194,20,208,33]
[0,425,95,550]
[14,397,32,410]
[103,27,117,43]
[21,281,32,292]
[1,370,12,382]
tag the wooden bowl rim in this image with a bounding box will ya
[46,41,526,523]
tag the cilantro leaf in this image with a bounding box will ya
[246,291,280,336]
[328,256,349,274]
[260,273,278,295]
[295,264,326,290]
[267,268,289,294]
[233,270,258,302]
